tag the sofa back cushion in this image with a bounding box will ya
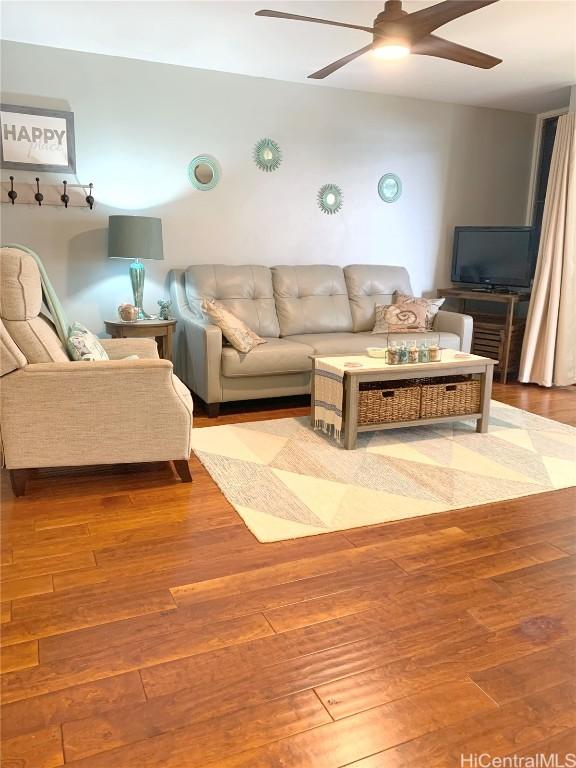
[344,265,413,332]
[272,265,353,336]
[185,265,280,338]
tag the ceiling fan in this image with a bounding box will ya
[256,0,502,79]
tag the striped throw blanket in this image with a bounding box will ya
[313,359,345,441]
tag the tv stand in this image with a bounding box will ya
[437,287,531,384]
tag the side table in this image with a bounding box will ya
[104,319,177,361]
[436,288,530,384]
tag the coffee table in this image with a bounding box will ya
[310,349,498,450]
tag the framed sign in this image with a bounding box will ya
[0,104,76,173]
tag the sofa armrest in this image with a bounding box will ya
[100,337,160,360]
[1,359,193,469]
[173,315,223,404]
[433,310,473,352]
[168,270,223,403]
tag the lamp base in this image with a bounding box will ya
[129,258,153,319]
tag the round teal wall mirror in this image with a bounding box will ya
[254,138,282,172]
[188,155,220,191]
[378,173,402,203]
[318,184,343,215]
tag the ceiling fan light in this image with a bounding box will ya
[373,43,410,60]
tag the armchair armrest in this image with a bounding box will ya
[433,310,473,352]
[100,337,159,360]
[1,358,193,469]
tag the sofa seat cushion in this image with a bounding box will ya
[287,333,359,355]
[221,338,314,378]
[287,331,462,355]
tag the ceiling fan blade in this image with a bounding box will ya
[308,44,374,79]
[255,10,374,34]
[412,34,502,68]
[402,0,500,40]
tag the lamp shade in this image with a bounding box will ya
[108,215,163,261]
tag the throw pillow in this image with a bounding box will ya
[201,298,267,353]
[393,291,445,330]
[372,303,428,334]
[67,322,109,361]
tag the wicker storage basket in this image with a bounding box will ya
[420,377,480,419]
[358,382,421,425]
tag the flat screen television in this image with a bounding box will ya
[451,226,535,289]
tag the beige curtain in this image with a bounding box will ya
[519,113,576,387]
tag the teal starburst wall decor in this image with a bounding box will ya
[253,138,282,172]
[317,184,343,215]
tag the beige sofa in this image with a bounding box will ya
[1,247,194,496]
[170,264,472,415]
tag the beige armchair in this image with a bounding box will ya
[0,247,193,496]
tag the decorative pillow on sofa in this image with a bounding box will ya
[393,291,445,330]
[67,322,109,361]
[372,303,428,334]
[201,298,267,353]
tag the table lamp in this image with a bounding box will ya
[108,215,163,320]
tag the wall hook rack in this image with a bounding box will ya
[7,176,17,205]
[60,180,70,209]
[1,176,95,209]
[34,178,44,206]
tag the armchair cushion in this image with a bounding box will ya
[0,247,42,320]
[1,320,26,377]
[100,337,160,360]
[4,315,69,363]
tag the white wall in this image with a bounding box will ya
[1,41,535,332]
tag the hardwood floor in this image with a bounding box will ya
[0,383,574,767]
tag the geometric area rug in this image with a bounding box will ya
[191,401,576,542]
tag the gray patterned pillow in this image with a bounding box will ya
[393,291,445,330]
[67,322,109,361]
[202,298,267,353]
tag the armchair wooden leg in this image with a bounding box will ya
[173,460,193,483]
[10,469,30,497]
[206,402,220,418]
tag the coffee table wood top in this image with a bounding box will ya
[311,349,497,376]
[310,350,498,449]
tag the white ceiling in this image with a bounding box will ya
[1,0,575,112]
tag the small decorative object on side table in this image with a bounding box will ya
[104,319,177,361]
